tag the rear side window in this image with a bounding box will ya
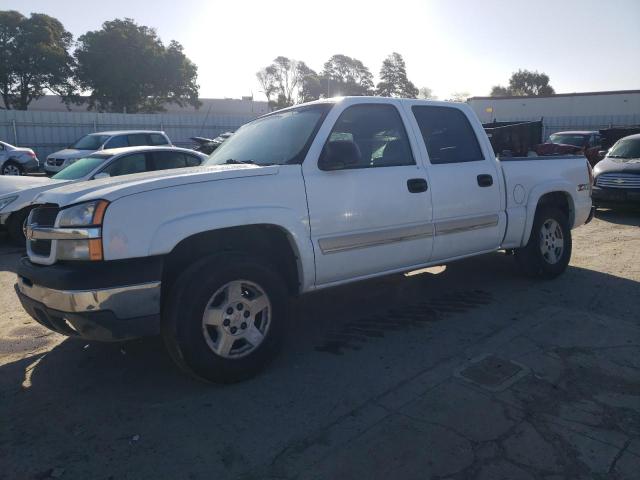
[127,134,149,146]
[105,135,128,149]
[152,151,187,170]
[149,133,169,145]
[412,106,484,164]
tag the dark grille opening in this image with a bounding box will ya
[30,239,52,256]
[28,204,59,258]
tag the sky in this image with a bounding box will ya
[5,0,640,101]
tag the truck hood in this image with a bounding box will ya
[0,175,54,197]
[47,148,95,160]
[594,157,640,176]
[34,164,279,207]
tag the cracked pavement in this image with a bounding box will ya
[1,209,639,479]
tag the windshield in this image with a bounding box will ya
[608,137,640,159]
[71,134,110,150]
[548,134,588,147]
[51,155,110,180]
[205,104,332,166]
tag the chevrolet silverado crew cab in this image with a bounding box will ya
[16,97,594,383]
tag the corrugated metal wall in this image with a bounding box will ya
[0,110,259,159]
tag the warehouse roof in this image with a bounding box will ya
[469,89,640,101]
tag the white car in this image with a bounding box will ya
[0,146,205,243]
[16,97,593,383]
[44,130,172,175]
[0,141,40,175]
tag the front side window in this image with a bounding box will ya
[105,135,128,149]
[206,104,332,166]
[149,133,169,145]
[323,104,414,169]
[51,155,111,180]
[412,106,484,164]
[102,153,148,177]
[72,134,110,150]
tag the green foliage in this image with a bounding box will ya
[256,57,324,108]
[321,54,374,97]
[0,10,75,110]
[376,53,418,98]
[491,69,555,97]
[418,87,437,100]
[73,18,199,113]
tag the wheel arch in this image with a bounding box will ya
[161,224,304,302]
[522,185,575,246]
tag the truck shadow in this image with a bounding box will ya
[594,207,640,226]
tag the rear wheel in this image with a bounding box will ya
[1,161,23,176]
[515,206,572,279]
[162,253,288,383]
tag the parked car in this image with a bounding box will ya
[535,131,602,166]
[191,132,233,155]
[0,141,40,176]
[44,130,172,175]
[15,97,593,383]
[592,133,640,208]
[0,146,205,244]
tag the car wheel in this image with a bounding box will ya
[162,252,288,383]
[1,161,23,176]
[7,207,33,246]
[515,206,572,279]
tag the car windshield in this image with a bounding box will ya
[548,134,588,147]
[608,138,640,159]
[71,134,110,150]
[205,104,332,166]
[51,156,110,180]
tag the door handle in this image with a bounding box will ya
[407,178,428,193]
[477,174,493,187]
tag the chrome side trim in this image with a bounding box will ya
[27,226,102,241]
[435,214,499,236]
[17,278,161,319]
[319,224,434,254]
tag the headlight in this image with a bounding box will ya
[0,195,18,212]
[58,200,108,227]
[54,200,108,261]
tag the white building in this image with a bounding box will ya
[468,90,640,139]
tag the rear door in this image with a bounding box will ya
[407,104,505,260]
[302,100,433,286]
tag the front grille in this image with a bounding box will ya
[596,173,640,189]
[28,204,60,258]
[47,158,64,166]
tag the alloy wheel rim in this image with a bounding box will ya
[3,164,20,175]
[539,218,564,265]
[201,280,271,359]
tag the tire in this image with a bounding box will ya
[1,161,23,176]
[515,206,572,279]
[6,207,32,246]
[162,252,289,383]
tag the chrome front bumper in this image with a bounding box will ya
[16,276,161,319]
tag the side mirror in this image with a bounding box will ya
[598,150,608,157]
[93,172,110,180]
[319,140,361,171]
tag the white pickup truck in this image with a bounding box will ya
[16,97,594,382]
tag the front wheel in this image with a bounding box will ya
[1,161,23,176]
[162,253,289,383]
[515,206,572,279]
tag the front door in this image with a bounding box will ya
[303,101,434,286]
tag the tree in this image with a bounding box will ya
[490,69,555,97]
[418,87,437,100]
[321,54,374,97]
[297,62,322,103]
[256,57,323,108]
[448,91,470,103]
[376,52,418,98]
[256,65,278,105]
[73,18,199,113]
[0,10,75,110]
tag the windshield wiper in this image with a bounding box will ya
[224,159,256,165]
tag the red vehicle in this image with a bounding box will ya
[535,131,602,166]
